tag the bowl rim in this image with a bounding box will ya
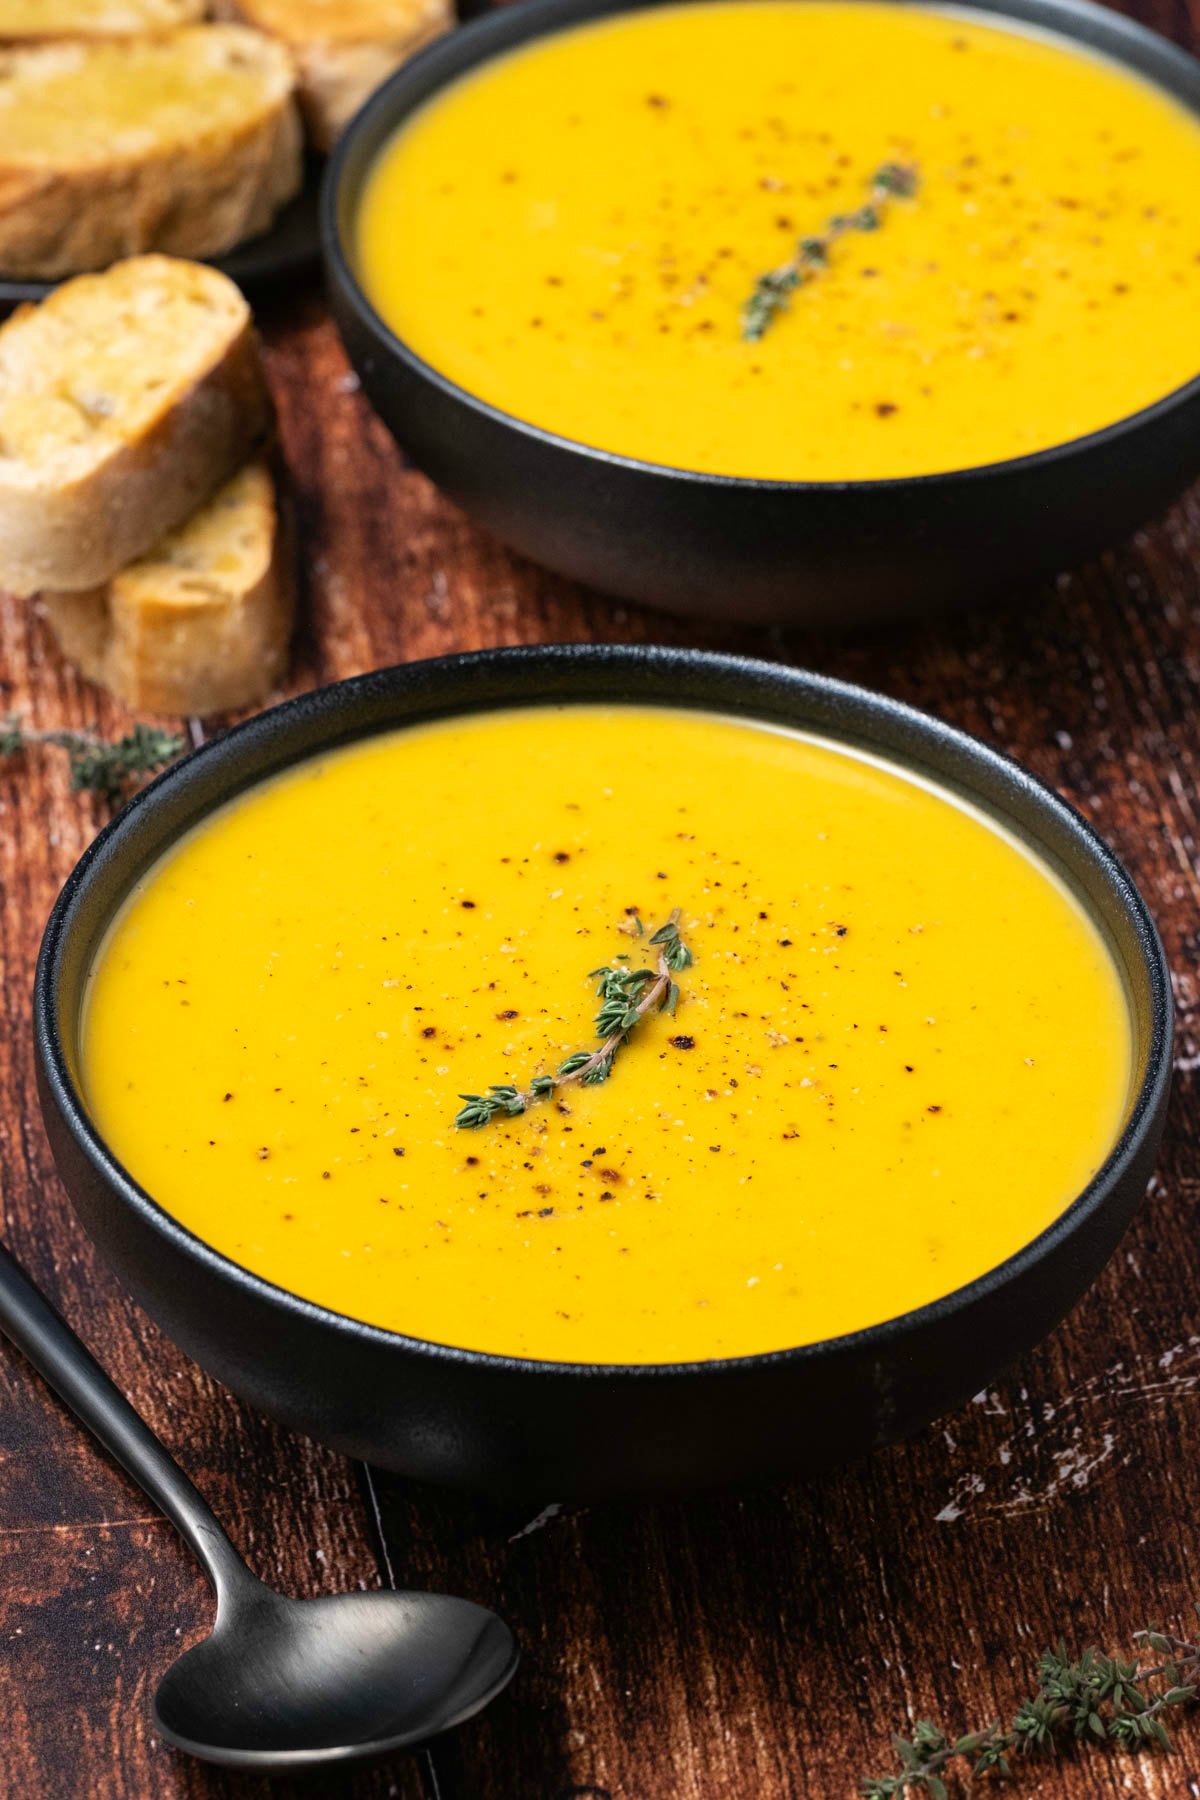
[321,0,1200,496]
[34,644,1174,1383]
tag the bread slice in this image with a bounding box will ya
[42,461,294,716]
[214,0,452,150]
[0,255,273,597]
[0,26,302,278]
[0,0,204,41]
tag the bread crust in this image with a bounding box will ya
[292,25,450,149]
[42,461,295,716]
[214,0,451,149]
[0,29,303,278]
[0,258,274,597]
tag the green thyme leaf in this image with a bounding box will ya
[1,715,184,805]
[453,909,693,1129]
[741,160,919,342]
[863,1615,1200,1796]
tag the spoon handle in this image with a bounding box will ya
[0,1239,254,1601]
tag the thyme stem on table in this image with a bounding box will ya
[454,909,693,1130]
[0,715,184,804]
[741,160,919,343]
[863,1621,1200,1797]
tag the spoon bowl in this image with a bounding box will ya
[154,1584,519,1768]
[0,1237,518,1769]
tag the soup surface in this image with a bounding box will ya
[82,707,1131,1363]
[357,0,1200,480]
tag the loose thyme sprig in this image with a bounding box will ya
[454,909,693,1130]
[742,160,919,343]
[0,716,184,804]
[862,1618,1200,1797]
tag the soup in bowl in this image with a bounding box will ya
[324,0,1200,621]
[356,1,1200,484]
[36,648,1171,1494]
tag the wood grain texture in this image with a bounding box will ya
[1,0,1199,1791]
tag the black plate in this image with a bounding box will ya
[323,0,1200,626]
[34,645,1173,1499]
[0,168,321,308]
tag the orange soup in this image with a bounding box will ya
[81,707,1132,1363]
[358,2,1200,479]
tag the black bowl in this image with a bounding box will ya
[35,646,1172,1498]
[321,0,1200,627]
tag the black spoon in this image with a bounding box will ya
[0,1240,518,1769]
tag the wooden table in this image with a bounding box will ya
[2,5,1199,1789]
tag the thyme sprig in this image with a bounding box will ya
[0,715,184,804]
[741,160,918,343]
[454,909,693,1130]
[863,1620,1200,1797]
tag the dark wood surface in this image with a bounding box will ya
[2,4,1200,1791]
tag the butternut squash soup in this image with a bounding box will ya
[356,1,1200,480]
[80,707,1132,1363]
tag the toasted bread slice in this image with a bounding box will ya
[43,461,294,716]
[0,1,203,40]
[214,0,452,150]
[0,26,302,278]
[0,255,273,597]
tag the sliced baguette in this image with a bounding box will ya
[0,255,272,597]
[43,461,294,716]
[214,0,452,150]
[0,1,204,41]
[0,26,302,278]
